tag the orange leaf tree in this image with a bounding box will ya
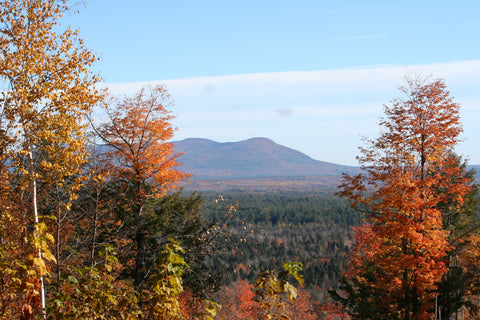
[95,84,190,307]
[216,280,262,320]
[337,77,472,320]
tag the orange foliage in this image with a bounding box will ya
[95,85,191,309]
[178,288,220,319]
[456,234,480,314]
[178,289,203,319]
[97,85,190,198]
[215,280,318,320]
[339,78,470,319]
[291,288,318,320]
[216,280,261,320]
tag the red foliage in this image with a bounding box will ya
[216,280,261,319]
[178,288,205,319]
[338,78,470,319]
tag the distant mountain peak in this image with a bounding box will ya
[173,137,359,180]
[243,137,275,143]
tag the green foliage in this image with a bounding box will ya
[147,191,221,297]
[147,239,188,319]
[202,191,360,227]
[329,272,396,320]
[435,154,480,318]
[64,172,220,317]
[47,246,141,320]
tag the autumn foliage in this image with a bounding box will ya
[96,85,189,198]
[0,1,479,320]
[93,85,191,312]
[216,280,262,319]
[215,278,318,320]
[0,0,101,317]
[337,77,478,319]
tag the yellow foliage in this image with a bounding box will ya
[0,0,102,317]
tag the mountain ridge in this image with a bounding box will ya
[173,137,360,180]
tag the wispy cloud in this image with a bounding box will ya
[275,108,293,117]
[103,60,480,165]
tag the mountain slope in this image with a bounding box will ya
[173,137,360,179]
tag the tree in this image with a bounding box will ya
[94,85,190,308]
[456,233,480,317]
[0,0,101,317]
[337,77,472,320]
[146,239,188,319]
[216,280,262,320]
[47,246,142,320]
[433,154,479,318]
[290,289,318,320]
[254,262,305,319]
[330,225,396,319]
[179,288,221,320]
[148,191,221,298]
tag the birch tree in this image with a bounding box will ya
[0,0,101,317]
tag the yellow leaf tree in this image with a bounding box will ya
[0,0,101,318]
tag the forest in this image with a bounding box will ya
[199,192,360,289]
[1,1,480,320]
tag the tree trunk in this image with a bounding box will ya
[29,151,46,319]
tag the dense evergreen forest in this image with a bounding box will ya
[198,191,362,294]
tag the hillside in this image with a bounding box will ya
[173,137,360,180]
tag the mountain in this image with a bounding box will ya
[470,165,480,175]
[173,137,360,180]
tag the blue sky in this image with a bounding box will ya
[65,1,480,165]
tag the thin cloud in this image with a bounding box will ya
[105,60,480,95]
[102,60,480,165]
[275,108,293,117]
